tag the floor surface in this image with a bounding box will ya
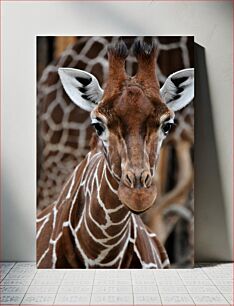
[0,262,233,305]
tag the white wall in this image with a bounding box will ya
[1,1,232,261]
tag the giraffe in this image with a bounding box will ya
[37,36,194,213]
[37,36,194,266]
[36,40,194,269]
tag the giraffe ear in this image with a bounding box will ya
[58,68,104,112]
[160,68,194,112]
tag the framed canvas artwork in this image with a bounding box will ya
[36,36,194,269]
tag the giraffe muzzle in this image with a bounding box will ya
[118,174,157,213]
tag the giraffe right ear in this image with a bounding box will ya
[160,68,194,112]
[58,68,104,112]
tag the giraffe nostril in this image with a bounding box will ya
[124,172,135,188]
[126,174,132,185]
[141,171,152,188]
[145,174,150,185]
[145,175,152,187]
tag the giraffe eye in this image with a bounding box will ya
[91,122,105,136]
[162,122,174,135]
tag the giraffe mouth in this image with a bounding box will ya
[117,182,157,213]
[127,206,150,215]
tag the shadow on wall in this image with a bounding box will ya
[194,43,231,262]
[66,3,144,34]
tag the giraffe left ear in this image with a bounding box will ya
[58,68,104,112]
[160,68,194,112]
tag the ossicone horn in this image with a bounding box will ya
[133,40,160,93]
[103,40,129,99]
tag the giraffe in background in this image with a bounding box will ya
[37,36,194,266]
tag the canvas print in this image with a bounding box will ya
[36,36,194,268]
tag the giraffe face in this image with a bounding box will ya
[91,84,174,213]
[59,40,194,213]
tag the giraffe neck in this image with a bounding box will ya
[37,149,170,269]
[70,151,132,268]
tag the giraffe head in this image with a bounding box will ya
[59,40,194,213]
